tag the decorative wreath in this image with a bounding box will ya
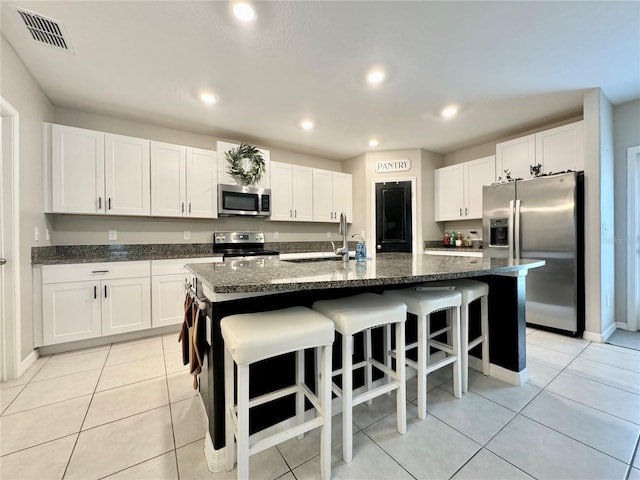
[225,143,265,186]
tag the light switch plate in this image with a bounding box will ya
[273,232,279,239]
[45,229,50,241]
[34,227,40,241]
[327,232,332,238]
[108,230,117,240]
[184,231,191,240]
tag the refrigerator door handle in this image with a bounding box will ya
[514,199,521,261]
[508,200,515,260]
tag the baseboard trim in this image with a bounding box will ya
[584,322,617,343]
[204,431,226,473]
[17,350,38,378]
[490,363,528,386]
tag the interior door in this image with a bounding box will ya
[375,181,412,253]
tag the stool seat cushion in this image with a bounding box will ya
[383,287,461,317]
[420,279,488,304]
[312,293,406,336]
[221,306,335,366]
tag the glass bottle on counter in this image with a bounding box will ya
[443,231,450,247]
[450,231,456,247]
[355,231,367,262]
[455,232,463,247]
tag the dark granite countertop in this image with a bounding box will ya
[187,253,545,295]
[31,244,222,265]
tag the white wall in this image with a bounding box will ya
[613,99,640,324]
[1,35,55,362]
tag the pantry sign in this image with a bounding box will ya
[375,159,411,173]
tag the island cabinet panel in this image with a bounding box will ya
[312,168,352,223]
[270,162,313,221]
[50,124,150,215]
[435,155,495,221]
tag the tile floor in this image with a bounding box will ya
[1,328,639,480]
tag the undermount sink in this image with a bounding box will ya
[281,257,344,263]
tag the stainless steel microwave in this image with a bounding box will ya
[217,184,271,217]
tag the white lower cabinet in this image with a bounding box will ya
[42,261,151,346]
[151,257,222,328]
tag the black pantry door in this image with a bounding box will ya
[375,181,412,253]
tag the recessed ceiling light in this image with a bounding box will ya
[366,68,386,86]
[368,138,379,147]
[300,120,314,131]
[199,92,218,105]
[441,105,460,118]
[233,2,255,22]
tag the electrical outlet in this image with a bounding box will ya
[34,227,40,241]
[273,232,279,239]
[327,232,332,238]
[45,229,50,241]
[108,230,117,240]
[184,231,191,240]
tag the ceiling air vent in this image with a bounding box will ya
[15,8,73,52]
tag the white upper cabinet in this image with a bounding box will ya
[217,141,271,189]
[312,169,353,223]
[434,155,495,222]
[105,134,150,215]
[51,124,150,215]
[535,121,584,173]
[270,162,313,221]
[496,120,584,180]
[52,124,106,214]
[151,142,217,218]
[496,134,535,181]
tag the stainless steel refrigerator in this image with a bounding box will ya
[482,172,584,336]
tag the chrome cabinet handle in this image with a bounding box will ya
[104,285,107,298]
[0,258,6,266]
[108,197,112,210]
[94,285,97,299]
[98,197,102,209]
[91,270,109,274]
[294,209,297,218]
[181,202,185,214]
[460,208,463,216]
[290,209,293,218]
[188,202,192,214]
[465,207,468,216]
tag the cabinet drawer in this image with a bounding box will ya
[151,257,221,276]
[42,261,151,284]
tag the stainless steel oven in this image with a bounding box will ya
[217,184,271,217]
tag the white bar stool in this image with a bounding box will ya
[420,279,489,392]
[312,292,407,464]
[221,306,334,480]
[383,286,462,420]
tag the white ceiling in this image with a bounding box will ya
[2,1,639,160]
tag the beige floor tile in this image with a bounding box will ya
[97,355,166,391]
[427,386,516,445]
[546,371,640,424]
[83,377,169,429]
[451,448,533,480]
[526,342,576,368]
[65,406,174,480]
[0,356,50,389]
[566,357,640,394]
[162,332,184,357]
[352,389,407,430]
[526,357,563,388]
[293,430,414,480]
[176,439,290,480]
[0,385,24,414]
[0,434,77,480]
[4,369,101,414]
[106,337,164,366]
[486,415,628,479]
[171,396,207,448]
[580,342,640,372]
[526,330,589,356]
[365,403,481,480]
[105,451,178,480]
[630,467,640,480]
[32,349,108,382]
[0,395,90,455]
[165,352,188,374]
[467,369,541,412]
[167,371,198,403]
[521,390,640,463]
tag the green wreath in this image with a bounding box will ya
[225,143,265,186]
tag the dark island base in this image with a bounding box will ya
[199,274,527,450]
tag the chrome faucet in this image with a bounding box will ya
[330,212,350,263]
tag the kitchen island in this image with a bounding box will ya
[187,253,544,470]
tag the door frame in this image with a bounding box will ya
[1,96,21,382]
[627,145,640,331]
[370,177,417,255]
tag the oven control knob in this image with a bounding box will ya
[255,233,263,241]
